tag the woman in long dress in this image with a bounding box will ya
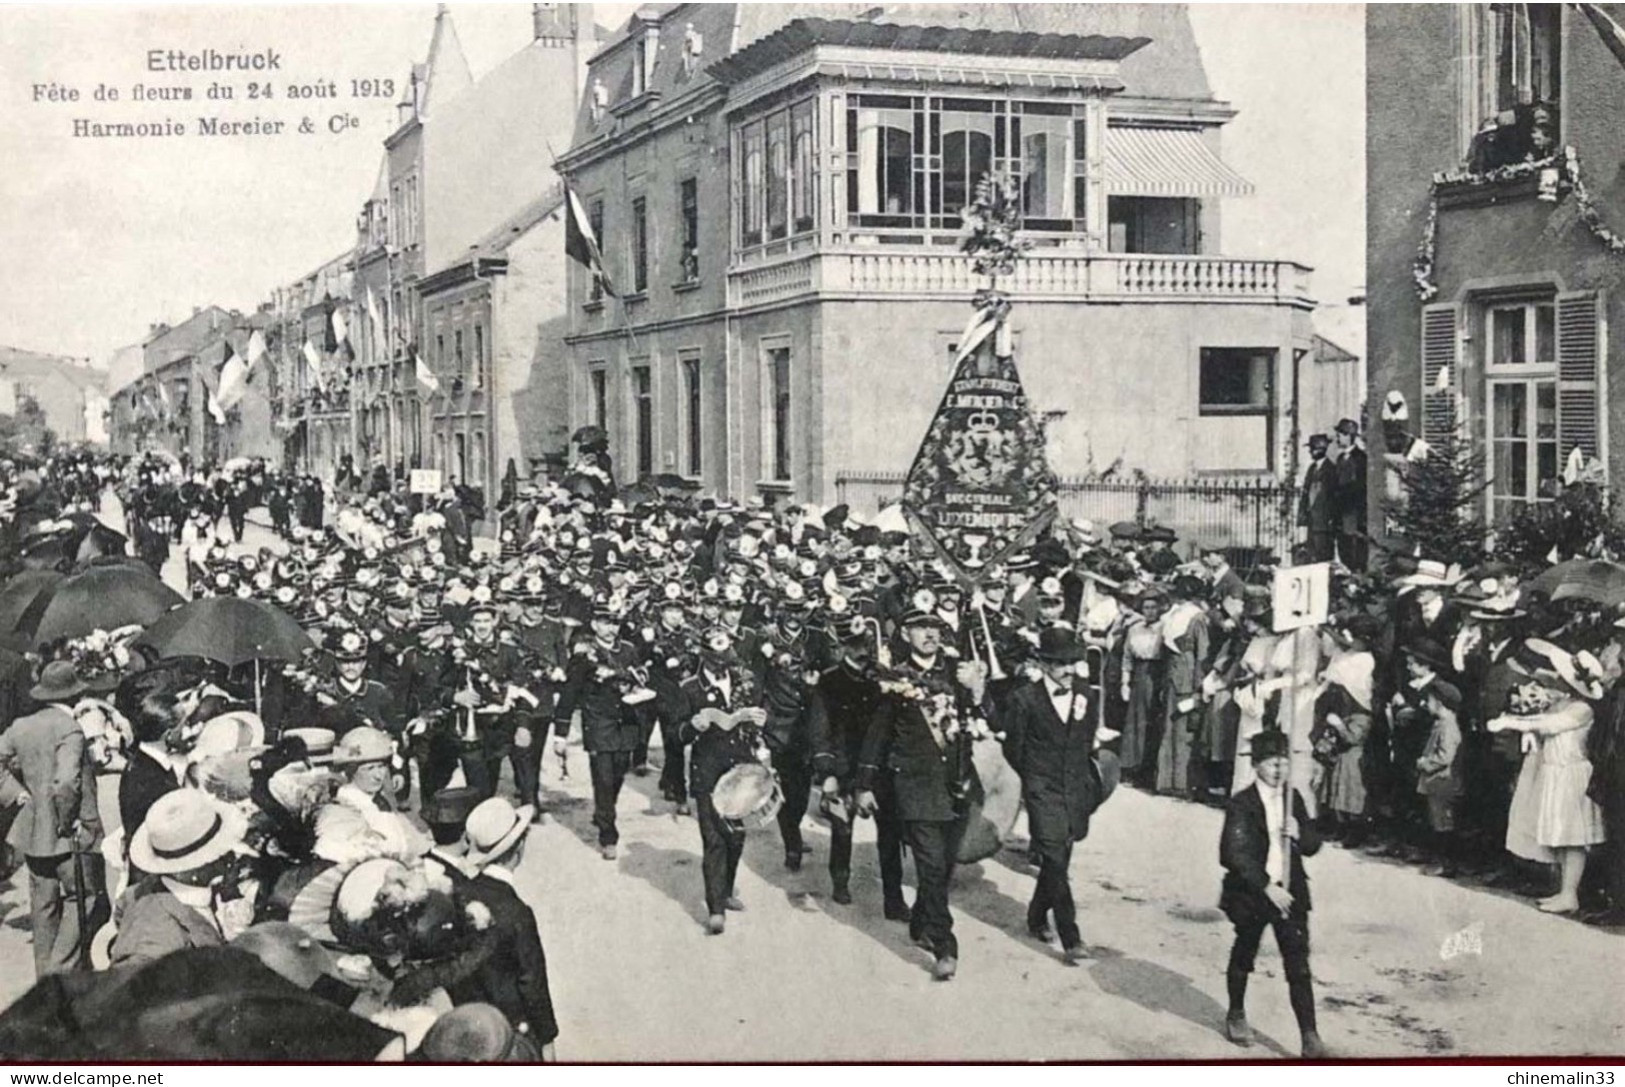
[1489,654,1608,914]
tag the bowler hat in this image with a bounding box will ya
[1033,627,1088,663]
[1250,729,1290,763]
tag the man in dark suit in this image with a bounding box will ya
[0,662,103,975]
[453,797,559,1060]
[999,628,1108,964]
[114,670,187,857]
[809,617,906,914]
[1219,729,1328,1059]
[856,609,992,981]
[1331,418,1369,570]
[1298,434,1336,562]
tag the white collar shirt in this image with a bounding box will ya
[1256,781,1287,885]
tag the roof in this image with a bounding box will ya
[1313,334,1359,365]
[143,306,238,370]
[0,348,104,390]
[474,188,567,256]
[708,17,1149,84]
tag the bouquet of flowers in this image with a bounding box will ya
[62,625,142,693]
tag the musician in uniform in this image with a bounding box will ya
[856,608,992,981]
[999,628,1108,964]
[679,627,767,935]
[314,629,398,740]
[809,615,906,914]
[755,590,819,871]
[551,600,646,860]
[1219,729,1328,1058]
[402,623,459,803]
[644,584,696,814]
[446,599,528,801]
[512,581,571,819]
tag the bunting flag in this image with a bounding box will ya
[1580,2,1625,71]
[901,307,1058,580]
[564,185,617,298]
[157,382,172,417]
[413,346,440,394]
[303,340,326,392]
[332,308,349,346]
[217,348,249,411]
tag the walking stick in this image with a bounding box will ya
[71,846,89,965]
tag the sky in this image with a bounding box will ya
[0,2,1364,367]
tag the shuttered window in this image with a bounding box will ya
[1420,303,1459,448]
[1556,290,1603,471]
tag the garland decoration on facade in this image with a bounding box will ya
[1413,147,1625,300]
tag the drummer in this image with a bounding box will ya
[678,627,768,936]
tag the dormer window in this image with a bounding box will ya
[590,78,608,122]
[633,25,658,97]
[682,23,704,77]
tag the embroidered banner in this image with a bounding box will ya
[901,313,1058,581]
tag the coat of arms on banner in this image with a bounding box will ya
[901,323,1058,580]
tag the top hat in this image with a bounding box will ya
[1250,729,1290,762]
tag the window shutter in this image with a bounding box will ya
[1420,302,1459,447]
[1557,290,1603,469]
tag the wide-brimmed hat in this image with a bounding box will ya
[282,727,337,764]
[462,797,534,869]
[29,660,87,703]
[332,726,394,767]
[1523,638,1607,701]
[1401,637,1452,672]
[419,1003,539,1063]
[1033,627,1088,664]
[1469,592,1526,621]
[128,789,248,876]
[1394,559,1464,592]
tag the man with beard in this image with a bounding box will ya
[679,627,768,935]
[809,615,907,915]
[855,609,992,981]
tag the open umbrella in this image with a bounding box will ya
[137,596,313,712]
[1530,558,1612,599]
[17,563,183,647]
[0,570,63,634]
[1546,559,1625,608]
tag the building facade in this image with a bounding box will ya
[0,349,105,449]
[1368,4,1625,530]
[557,3,1315,507]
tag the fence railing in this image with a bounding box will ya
[834,471,1299,560]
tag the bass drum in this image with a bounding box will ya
[955,739,1023,864]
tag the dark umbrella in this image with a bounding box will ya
[0,570,63,635]
[137,596,312,713]
[1530,558,1611,598]
[1547,559,1625,608]
[0,946,398,1061]
[17,563,183,647]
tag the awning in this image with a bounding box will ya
[1103,126,1254,199]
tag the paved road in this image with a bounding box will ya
[0,497,1616,1058]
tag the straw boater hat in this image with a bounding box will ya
[461,797,534,869]
[1394,559,1464,592]
[128,789,249,876]
[282,727,337,764]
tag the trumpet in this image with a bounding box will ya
[971,595,1008,682]
[865,615,892,670]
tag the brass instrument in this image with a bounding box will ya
[972,595,1008,682]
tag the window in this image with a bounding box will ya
[632,26,657,97]
[1461,4,1562,164]
[678,178,699,281]
[1108,197,1201,254]
[766,344,792,481]
[589,367,607,430]
[1198,348,1275,414]
[741,121,765,247]
[454,432,467,483]
[1489,379,1558,519]
[791,102,815,234]
[435,333,445,369]
[588,199,606,301]
[845,95,1091,234]
[1488,301,1556,367]
[680,353,702,476]
[472,430,486,491]
[631,364,653,477]
[767,111,789,240]
[631,196,649,293]
[473,325,485,388]
[454,329,465,380]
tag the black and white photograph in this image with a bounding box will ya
[0,0,1620,1066]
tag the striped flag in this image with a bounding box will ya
[217,348,249,410]
[332,308,349,345]
[564,185,616,298]
[950,304,1000,369]
[366,287,383,334]
[206,386,226,426]
[246,329,267,367]
[1580,3,1625,71]
[304,339,325,392]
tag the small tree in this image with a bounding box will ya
[1495,481,1625,568]
[1384,399,1486,565]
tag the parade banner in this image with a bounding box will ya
[901,313,1058,583]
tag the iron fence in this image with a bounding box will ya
[834,470,1299,560]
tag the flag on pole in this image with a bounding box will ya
[366,287,383,335]
[332,308,349,346]
[218,349,249,411]
[564,185,617,298]
[206,386,226,426]
[1580,2,1625,71]
[949,304,1001,369]
[413,346,440,394]
[157,382,172,417]
[304,339,326,392]
[246,329,267,367]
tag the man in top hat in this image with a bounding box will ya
[678,627,768,934]
[855,608,993,981]
[448,797,559,1059]
[1330,418,1369,570]
[998,628,1111,964]
[1218,729,1328,1058]
[0,661,104,975]
[552,599,648,859]
[810,614,908,914]
[112,789,248,967]
[1298,434,1336,563]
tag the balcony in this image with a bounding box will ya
[727,248,1314,311]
